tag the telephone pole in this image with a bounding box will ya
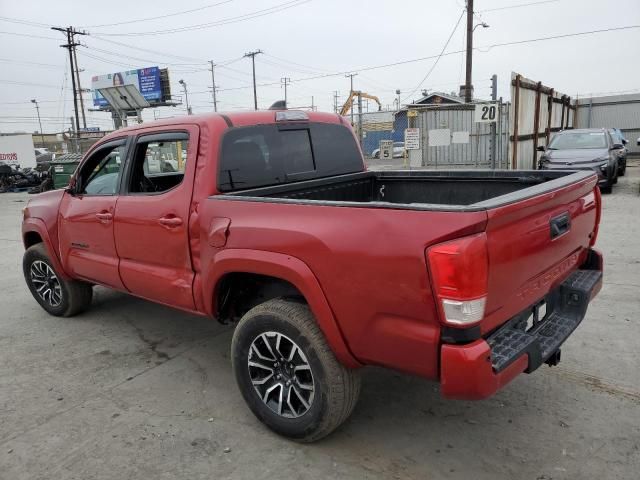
[333,91,340,113]
[281,77,290,108]
[52,26,87,136]
[244,50,263,110]
[345,73,358,123]
[464,0,474,103]
[72,45,87,129]
[209,61,218,112]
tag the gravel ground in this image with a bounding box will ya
[0,162,638,480]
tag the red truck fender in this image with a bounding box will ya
[22,217,71,281]
[203,249,361,368]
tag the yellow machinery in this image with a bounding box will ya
[339,91,382,116]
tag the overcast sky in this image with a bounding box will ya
[1,0,639,133]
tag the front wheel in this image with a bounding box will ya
[231,298,360,442]
[23,244,93,317]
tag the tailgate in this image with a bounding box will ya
[481,173,599,334]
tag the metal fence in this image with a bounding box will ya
[402,102,510,169]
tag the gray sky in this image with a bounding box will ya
[1,0,639,133]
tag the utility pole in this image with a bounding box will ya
[52,26,87,138]
[357,92,363,148]
[209,60,218,112]
[179,79,192,115]
[31,99,45,147]
[311,96,315,112]
[490,74,497,101]
[281,77,290,108]
[490,74,498,168]
[396,89,401,111]
[464,0,474,103]
[345,73,358,124]
[244,50,263,110]
[333,91,340,114]
[72,45,87,129]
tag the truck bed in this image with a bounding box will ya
[220,170,594,211]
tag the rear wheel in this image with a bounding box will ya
[231,298,360,442]
[23,244,93,317]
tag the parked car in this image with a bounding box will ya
[371,141,405,159]
[609,128,628,176]
[538,128,621,193]
[22,110,603,442]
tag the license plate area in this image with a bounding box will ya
[525,301,548,332]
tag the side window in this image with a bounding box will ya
[128,134,189,194]
[79,144,126,196]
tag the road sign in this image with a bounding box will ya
[407,109,418,118]
[475,103,498,123]
[404,128,420,150]
[379,140,393,159]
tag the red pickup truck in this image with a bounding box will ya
[22,110,603,442]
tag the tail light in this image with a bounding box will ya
[427,233,489,326]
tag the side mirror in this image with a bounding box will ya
[611,143,624,150]
[637,137,640,147]
[622,138,628,145]
[536,145,546,152]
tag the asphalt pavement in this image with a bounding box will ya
[1,162,639,479]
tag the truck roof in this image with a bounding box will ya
[101,110,345,143]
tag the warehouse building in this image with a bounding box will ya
[575,92,640,155]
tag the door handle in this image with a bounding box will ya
[95,212,113,222]
[158,216,183,228]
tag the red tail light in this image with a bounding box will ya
[427,233,489,326]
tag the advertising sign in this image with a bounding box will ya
[475,103,498,123]
[91,66,161,107]
[404,128,420,150]
[0,134,36,169]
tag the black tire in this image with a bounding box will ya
[231,298,360,442]
[619,163,626,177]
[600,184,613,194]
[23,243,93,317]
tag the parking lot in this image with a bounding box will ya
[0,162,638,480]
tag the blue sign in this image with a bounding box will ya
[91,66,162,107]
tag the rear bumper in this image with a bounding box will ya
[440,249,603,400]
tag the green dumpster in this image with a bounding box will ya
[50,154,83,190]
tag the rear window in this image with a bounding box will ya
[218,123,362,192]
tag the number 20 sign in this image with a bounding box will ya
[474,103,498,123]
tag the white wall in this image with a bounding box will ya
[0,135,36,169]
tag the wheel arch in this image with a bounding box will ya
[203,249,360,368]
[22,217,71,280]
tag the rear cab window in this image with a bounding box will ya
[218,122,362,192]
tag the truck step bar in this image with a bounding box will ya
[487,269,602,373]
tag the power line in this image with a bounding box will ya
[203,24,640,95]
[479,0,560,13]
[0,58,63,69]
[93,0,311,36]
[402,9,465,103]
[82,0,235,28]
[0,30,58,40]
[0,16,50,28]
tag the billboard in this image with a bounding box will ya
[91,66,161,107]
[0,134,36,169]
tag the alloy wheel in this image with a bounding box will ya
[30,260,63,307]
[248,331,315,418]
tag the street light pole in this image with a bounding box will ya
[31,99,45,147]
[179,79,192,115]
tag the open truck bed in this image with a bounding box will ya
[220,169,594,211]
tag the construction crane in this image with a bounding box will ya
[339,90,382,116]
